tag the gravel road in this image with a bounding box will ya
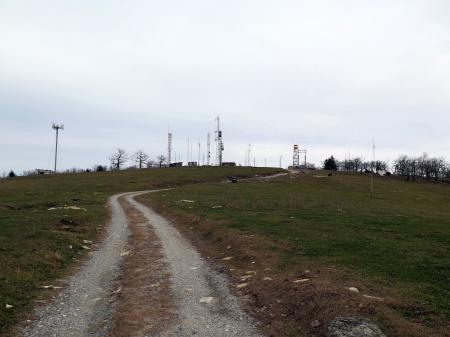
[22,193,131,337]
[22,189,266,337]
[127,192,264,337]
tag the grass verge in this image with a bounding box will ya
[144,171,450,337]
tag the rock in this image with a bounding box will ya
[311,320,321,328]
[240,275,253,281]
[199,297,213,303]
[5,304,13,309]
[222,256,234,261]
[327,317,386,337]
[263,277,273,281]
[362,295,384,301]
[236,283,249,289]
[292,278,310,284]
[348,287,360,293]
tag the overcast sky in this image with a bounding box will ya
[1,0,449,173]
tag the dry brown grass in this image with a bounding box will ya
[108,197,175,337]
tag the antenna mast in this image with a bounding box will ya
[215,117,224,166]
[198,140,201,166]
[167,132,172,165]
[52,123,64,173]
[207,133,211,166]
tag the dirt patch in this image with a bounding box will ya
[108,197,175,337]
[139,197,448,337]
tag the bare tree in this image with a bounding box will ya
[146,159,156,168]
[110,148,128,170]
[133,150,149,169]
[156,155,166,167]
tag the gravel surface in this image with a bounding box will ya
[22,193,130,337]
[127,192,265,337]
[22,187,268,337]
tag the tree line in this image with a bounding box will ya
[109,148,167,170]
[324,154,450,182]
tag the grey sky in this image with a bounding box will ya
[1,0,449,173]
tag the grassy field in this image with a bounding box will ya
[0,166,282,335]
[146,171,450,336]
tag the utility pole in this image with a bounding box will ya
[52,123,64,173]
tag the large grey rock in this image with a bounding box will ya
[327,317,386,337]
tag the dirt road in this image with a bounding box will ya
[22,190,265,337]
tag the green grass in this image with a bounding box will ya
[147,172,450,322]
[0,166,282,334]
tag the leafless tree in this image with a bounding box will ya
[110,148,128,170]
[133,150,149,169]
[146,159,156,168]
[156,155,166,167]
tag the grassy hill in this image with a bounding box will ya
[0,166,282,335]
[145,171,450,337]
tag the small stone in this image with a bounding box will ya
[263,277,273,281]
[199,297,213,303]
[81,245,91,250]
[240,275,253,281]
[292,278,310,284]
[311,320,320,328]
[5,304,13,309]
[237,283,249,289]
[348,287,360,293]
[363,295,384,301]
[222,256,233,261]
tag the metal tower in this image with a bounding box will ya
[214,117,224,166]
[293,144,300,166]
[52,123,64,173]
[167,132,172,164]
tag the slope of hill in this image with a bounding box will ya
[145,171,450,337]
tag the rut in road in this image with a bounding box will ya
[22,190,266,337]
